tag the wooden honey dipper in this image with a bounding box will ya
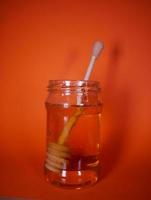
[45,41,104,173]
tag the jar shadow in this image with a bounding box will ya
[99,42,132,179]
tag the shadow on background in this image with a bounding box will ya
[100,42,132,179]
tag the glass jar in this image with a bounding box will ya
[44,80,102,189]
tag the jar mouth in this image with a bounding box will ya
[48,80,100,90]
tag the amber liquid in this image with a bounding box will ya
[45,104,102,189]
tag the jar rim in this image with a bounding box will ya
[48,80,100,88]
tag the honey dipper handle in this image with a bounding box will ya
[57,41,104,145]
[57,108,82,145]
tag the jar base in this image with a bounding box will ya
[45,169,99,189]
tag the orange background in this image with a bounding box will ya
[0,0,151,199]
